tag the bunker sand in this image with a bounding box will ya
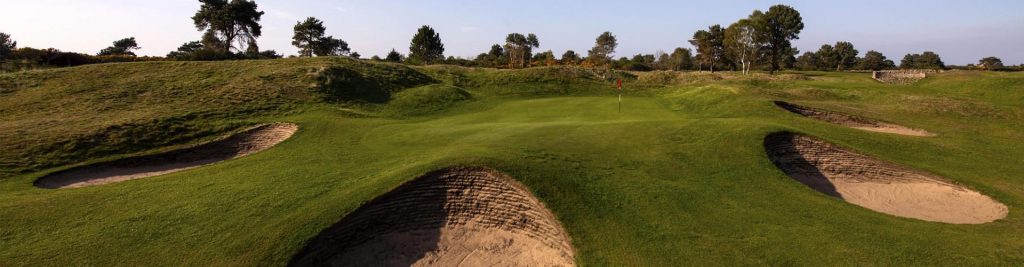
[764,132,1007,224]
[34,123,298,189]
[774,101,934,136]
[289,166,576,267]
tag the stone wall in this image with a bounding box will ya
[872,69,937,84]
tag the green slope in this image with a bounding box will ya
[1,60,1023,266]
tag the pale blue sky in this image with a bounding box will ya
[2,0,1022,64]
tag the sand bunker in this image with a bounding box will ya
[289,166,576,267]
[764,132,1007,224]
[34,123,298,189]
[774,101,934,136]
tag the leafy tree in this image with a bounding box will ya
[313,36,350,57]
[166,41,205,59]
[192,0,265,53]
[795,52,818,71]
[292,17,350,57]
[98,37,141,56]
[534,50,557,66]
[917,52,944,69]
[409,25,445,64]
[623,54,655,71]
[858,50,895,70]
[370,55,382,61]
[668,47,693,71]
[753,5,804,74]
[0,32,16,60]
[978,57,1004,70]
[654,51,671,70]
[472,44,505,67]
[900,54,916,69]
[690,25,725,72]
[724,17,761,74]
[504,33,539,68]
[901,52,945,69]
[385,49,404,62]
[292,17,326,57]
[562,50,580,65]
[587,31,617,67]
[488,44,504,58]
[832,41,858,71]
[815,44,835,70]
[350,52,360,59]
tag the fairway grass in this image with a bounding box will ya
[1,61,1023,266]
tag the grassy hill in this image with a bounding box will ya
[1,59,1024,265]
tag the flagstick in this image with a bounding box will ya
[617,79,623,113]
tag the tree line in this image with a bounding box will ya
[1,1,1020,72]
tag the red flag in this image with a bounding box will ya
[617,79,622,90]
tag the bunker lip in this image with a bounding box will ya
[33,123,298,189]
[289,166,576,267]
[773,101,934,137]
[764,132,1007,224]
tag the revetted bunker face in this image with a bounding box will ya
[764,132,1007,224]
[34,123,298,189]
[289,166,576,267]
[773,101,934,136]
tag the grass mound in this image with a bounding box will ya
[289,166,575,266]
[383,84,472,117]
[764,132,1007,224]
[0,57,433,177]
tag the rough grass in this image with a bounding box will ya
[1,60,1024,266]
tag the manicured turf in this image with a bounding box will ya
[1,60,1023,266]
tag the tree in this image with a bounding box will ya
[795,52,818,71]
[587,31,617,67]
[753,5,804,74]
[504,33,539,68]
[917,52,944,69]
[350,52,360,59]
[815,44,835,70]
[561,50,580,65]
[292,17,326,57]
[312,36,350,57]
[978,57,1004,70]
[534,50,557,66]
[668,47,693,71]
[690,25,725,72]
[902,52,945,69]
[724,18,761,74]
[0,32,16,60]
[385,49,404,62]
[98,37,141,56]
[409,25,444,64]
[623,54,655,71]
[900,54,917,69]
[832,41,858,71]
[473,44,505,67]
[292,17,350,57]
[858,50,894,70]
[192,0,265,53]
[166,41,205,59]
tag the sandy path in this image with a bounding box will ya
[35,123,298,189]
[765,132,1007,224]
